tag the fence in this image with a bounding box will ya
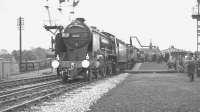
[20,59,52,73]
[0,58,52,80]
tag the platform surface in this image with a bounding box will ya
[125,62,176,73]
[89,73,200,112]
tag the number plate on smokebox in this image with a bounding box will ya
[60,61,82,68]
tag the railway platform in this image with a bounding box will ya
[89,72,200,112]
[125,62,176,73]
[87,62,200,111]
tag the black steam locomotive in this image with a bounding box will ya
[48,18,138,82]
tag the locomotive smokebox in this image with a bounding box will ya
[76,18,85,23]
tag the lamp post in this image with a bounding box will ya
[17,17,24,72]
[197,0,200,57]
[192,0,200,58]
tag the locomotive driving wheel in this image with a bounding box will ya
[100,67,107,78]
[56,68,61,77]
[93,68,99,80]
[84,70,89,81]
[88,70,93,81]
[107,65,113,76]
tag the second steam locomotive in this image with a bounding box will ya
[48,18,139,82]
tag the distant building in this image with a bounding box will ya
[161,46,189,56]
[140,47,160,55]
[0,55,15,62]
[0,49,9,55]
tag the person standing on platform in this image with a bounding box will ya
[196,57,200,77]
[185,53,196,82]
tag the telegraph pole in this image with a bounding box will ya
[17,17,24,72]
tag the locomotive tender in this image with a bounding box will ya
[50,18,138,82]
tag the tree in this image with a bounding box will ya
[0,49,9,55]
[22,50,37,61]
[12,50,19,62]
[11,47,47,62]
[0,49,12,61]
[32,47,47,60]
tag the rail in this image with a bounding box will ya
[0,81,89,112]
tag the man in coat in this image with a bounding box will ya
[185,53,195,82]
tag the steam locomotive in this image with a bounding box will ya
[50,18,139,82]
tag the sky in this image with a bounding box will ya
[0,0,198,53]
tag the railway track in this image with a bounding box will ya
[0,79,90,112]
[0,75,57,91]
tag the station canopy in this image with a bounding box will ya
[161,46,190,55]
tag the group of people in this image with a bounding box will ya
[167,53,199,82]
[140,51,199,82]
[142,53,167,63]
[167,55,184,72]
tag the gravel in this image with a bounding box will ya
[26,73,129,112]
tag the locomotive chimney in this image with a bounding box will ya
[76,18,85,23]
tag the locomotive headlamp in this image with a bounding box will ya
[81,60,90,68]
[51,60,60,68]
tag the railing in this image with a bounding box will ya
[20,59,52,73]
